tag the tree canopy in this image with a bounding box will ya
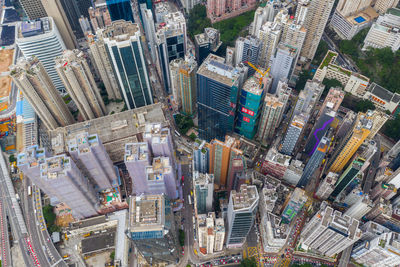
[240,258,257,267]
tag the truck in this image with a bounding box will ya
[188,195,192,205]
[28,186,32,196]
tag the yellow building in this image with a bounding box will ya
[330,113,372,173]
[208,136,242,189]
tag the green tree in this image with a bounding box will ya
[8,154,16,163]
[355,99,375,113]
[312,40,329,65]
[295,70,312,92]
[240,257,257,267]
[110,251,115,261]
[179,229,185,246]
[187,5,211,39]
[43,205,58,233]
[384,115,400,141]
[189,133,197,141]
[322,78,343,97]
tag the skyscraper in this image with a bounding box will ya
[304,109,336,156]
[19,0,47,20]
[10,57,75,130]
[194,140,209,173]
[257,21,281,68]
[197,54,241,141]
[41,0,78,49]
[88,5,112,31]
[40,154,99,219]
[298,137,329,188]
[315,172,339,200]
[208,136,242,188]
[194,27,221,65]
[257,80,291,143]
[297,0,335,62]
[226,185,259,248]
[235,76,265,139]
[16,17,67,92]
[344,195,373,220]
[329,114,372,172]
[330,158,365,199]
[251,4,276,37]
[100,20,153,109]
[197,212,225,254]
[144,123,174,163]
[280,113,307,155]
[179,57,197,115]
[301,204,362,257]
[106,0,134,22]
[55,49,106,120]
[193,171,214,214]
[156,12,187,93]
[129,194,179,265]
[67,132,117,191]
[234,35,261,75]
[374,0,400,14]
[317,87,344,119]
[124,142,151,195]
[87,32,121,100]
[270,43,298,93]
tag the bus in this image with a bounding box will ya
[174,130,181,137]
[28,186,32,196]
[188,195,192,205]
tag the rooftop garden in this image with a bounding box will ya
[319,51,337,69]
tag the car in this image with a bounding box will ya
[182,248,185,255]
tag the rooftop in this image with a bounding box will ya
[81,231,116,255]
[40,155,71,180]
[50,103,166,162]
[124,142,149,162]
[67,132,100,155]
[242,76,263,95]
[369,82,400,103]
[231,184,259,210]
[319,50,338,69]
[17,145,47,169]
[18,18,53,39]
[129,194,165,231]
[197,54,240,87]
[101,20,140,42]
[193,171,214,186]
[0,49,14,73]
[265,147,291,166]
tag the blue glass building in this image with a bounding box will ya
[106,0,134,22]
[197,54,241,141]
[103,21,153,109]
[298,137,329,188]
[235,76,265,139]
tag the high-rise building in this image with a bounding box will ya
[260,212,288,253]
[261,147,291,179]
[40,154,99,219]
[362,8,400,52]
[270,43,298,93]
[179,57,197,116]
[141,7,157,62]
[40,0,78,49]
[257,80,291,143]
[352,232,400,266]
[17,146,55,196]
[99,20,153,109]
[317,87,344,118]
[124,142,151,194]
[293,80,324,115]
[344,195,373,220]
[208,136,241,188]
[283,160,304,186]
[87,32,121,100]
[297,0,335,62]
[144,123,174,163]
[67,132,117,191]
[280,113,307,156]
[156,12,187,93]
[298,137,329,188]
[330,1,378,40]
[301,204,362,257]
[226,185,259,248]
[226,155,246,192]
[363,83,400,115]
[235,76,265,139]
[105,0,134,22]
[374,0,400,15]
[55,50,106,120]
[10,57,75,130]
[193,171,214,214]
[145,157,177,199]
[129,194,179,265]
[251,4,276,37]
[169,58,184,109]
[16,17,67,92]
[197,212,225,255]
[304,109,336,156]
[330,158,365,199]
[257,21,281,68]
[281,188,308,224]
[194,28,221,65]
[197,54,241,141]
[359,221,390,241]
[365,109,390,140]
[194,140,210,173]
[329,114,372,172]
[336,110,357,139]
[206,0,257,23]
[315,172,339,200]
[234,35,261,75]
[19,0,47,20]
[276,10,307,51]
[88,5,112,31]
